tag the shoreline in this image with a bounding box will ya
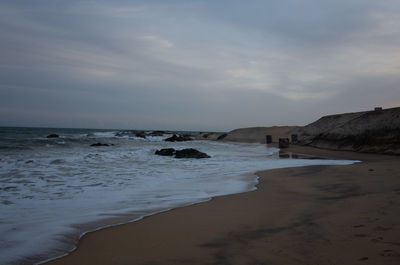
[36,197,214,265]
[44,145,400,265]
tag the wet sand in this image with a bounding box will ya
[45,145,400,265]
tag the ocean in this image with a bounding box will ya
[0,127,356,264]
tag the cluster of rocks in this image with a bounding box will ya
[115,130,166,139]
[164,134,192,142]
[90,142,110,147]
[114,131,196,142]
[155,148,210,159]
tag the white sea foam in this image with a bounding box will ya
[0,137,357,264]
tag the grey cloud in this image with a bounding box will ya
[0,0,399,130]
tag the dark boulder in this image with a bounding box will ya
[174,148,210,159]
[149,131,165,136]
[164,134,192,142]
[90,142,109,147]
[155,148,175,156]
[46,134,59,138]
[135,132,146,139]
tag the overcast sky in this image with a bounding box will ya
[0,0,399,131]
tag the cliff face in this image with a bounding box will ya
[295,107,400,155]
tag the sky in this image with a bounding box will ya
[0,0,399,131]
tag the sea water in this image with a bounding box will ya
[0,127,356,264]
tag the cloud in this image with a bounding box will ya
[139,35,174,49]
[0,0,399,130]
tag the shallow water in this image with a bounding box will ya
[0,127,357,264]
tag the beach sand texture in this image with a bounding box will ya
[45,145,400,265]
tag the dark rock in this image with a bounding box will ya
[46,134,59,138]
[148,131,165,136]
[135,132,146,138]
[164,134,192,142]
[174,148,210,159]
[90,142,109,147]
[279,138,290,148]
[217,133,228,140]
[155,148,176,156]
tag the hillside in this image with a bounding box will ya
[222,126,299,143]
[294,107,400,155]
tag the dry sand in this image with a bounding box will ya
[45,145,400,265]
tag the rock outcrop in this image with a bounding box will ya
[155,148,175,156]
[46,134,59,138]
[174,148,210,159]
[115,130,147,138]
[90,142,109,147]
[148,131,165,137]
[194,132,227,141]
[164,134,192,142]
[155,148,210,159]
[135,132,146,139]
[293,107,400,155]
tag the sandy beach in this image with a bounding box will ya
[44,145,400,265]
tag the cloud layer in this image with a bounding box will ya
[1,0,399,130]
